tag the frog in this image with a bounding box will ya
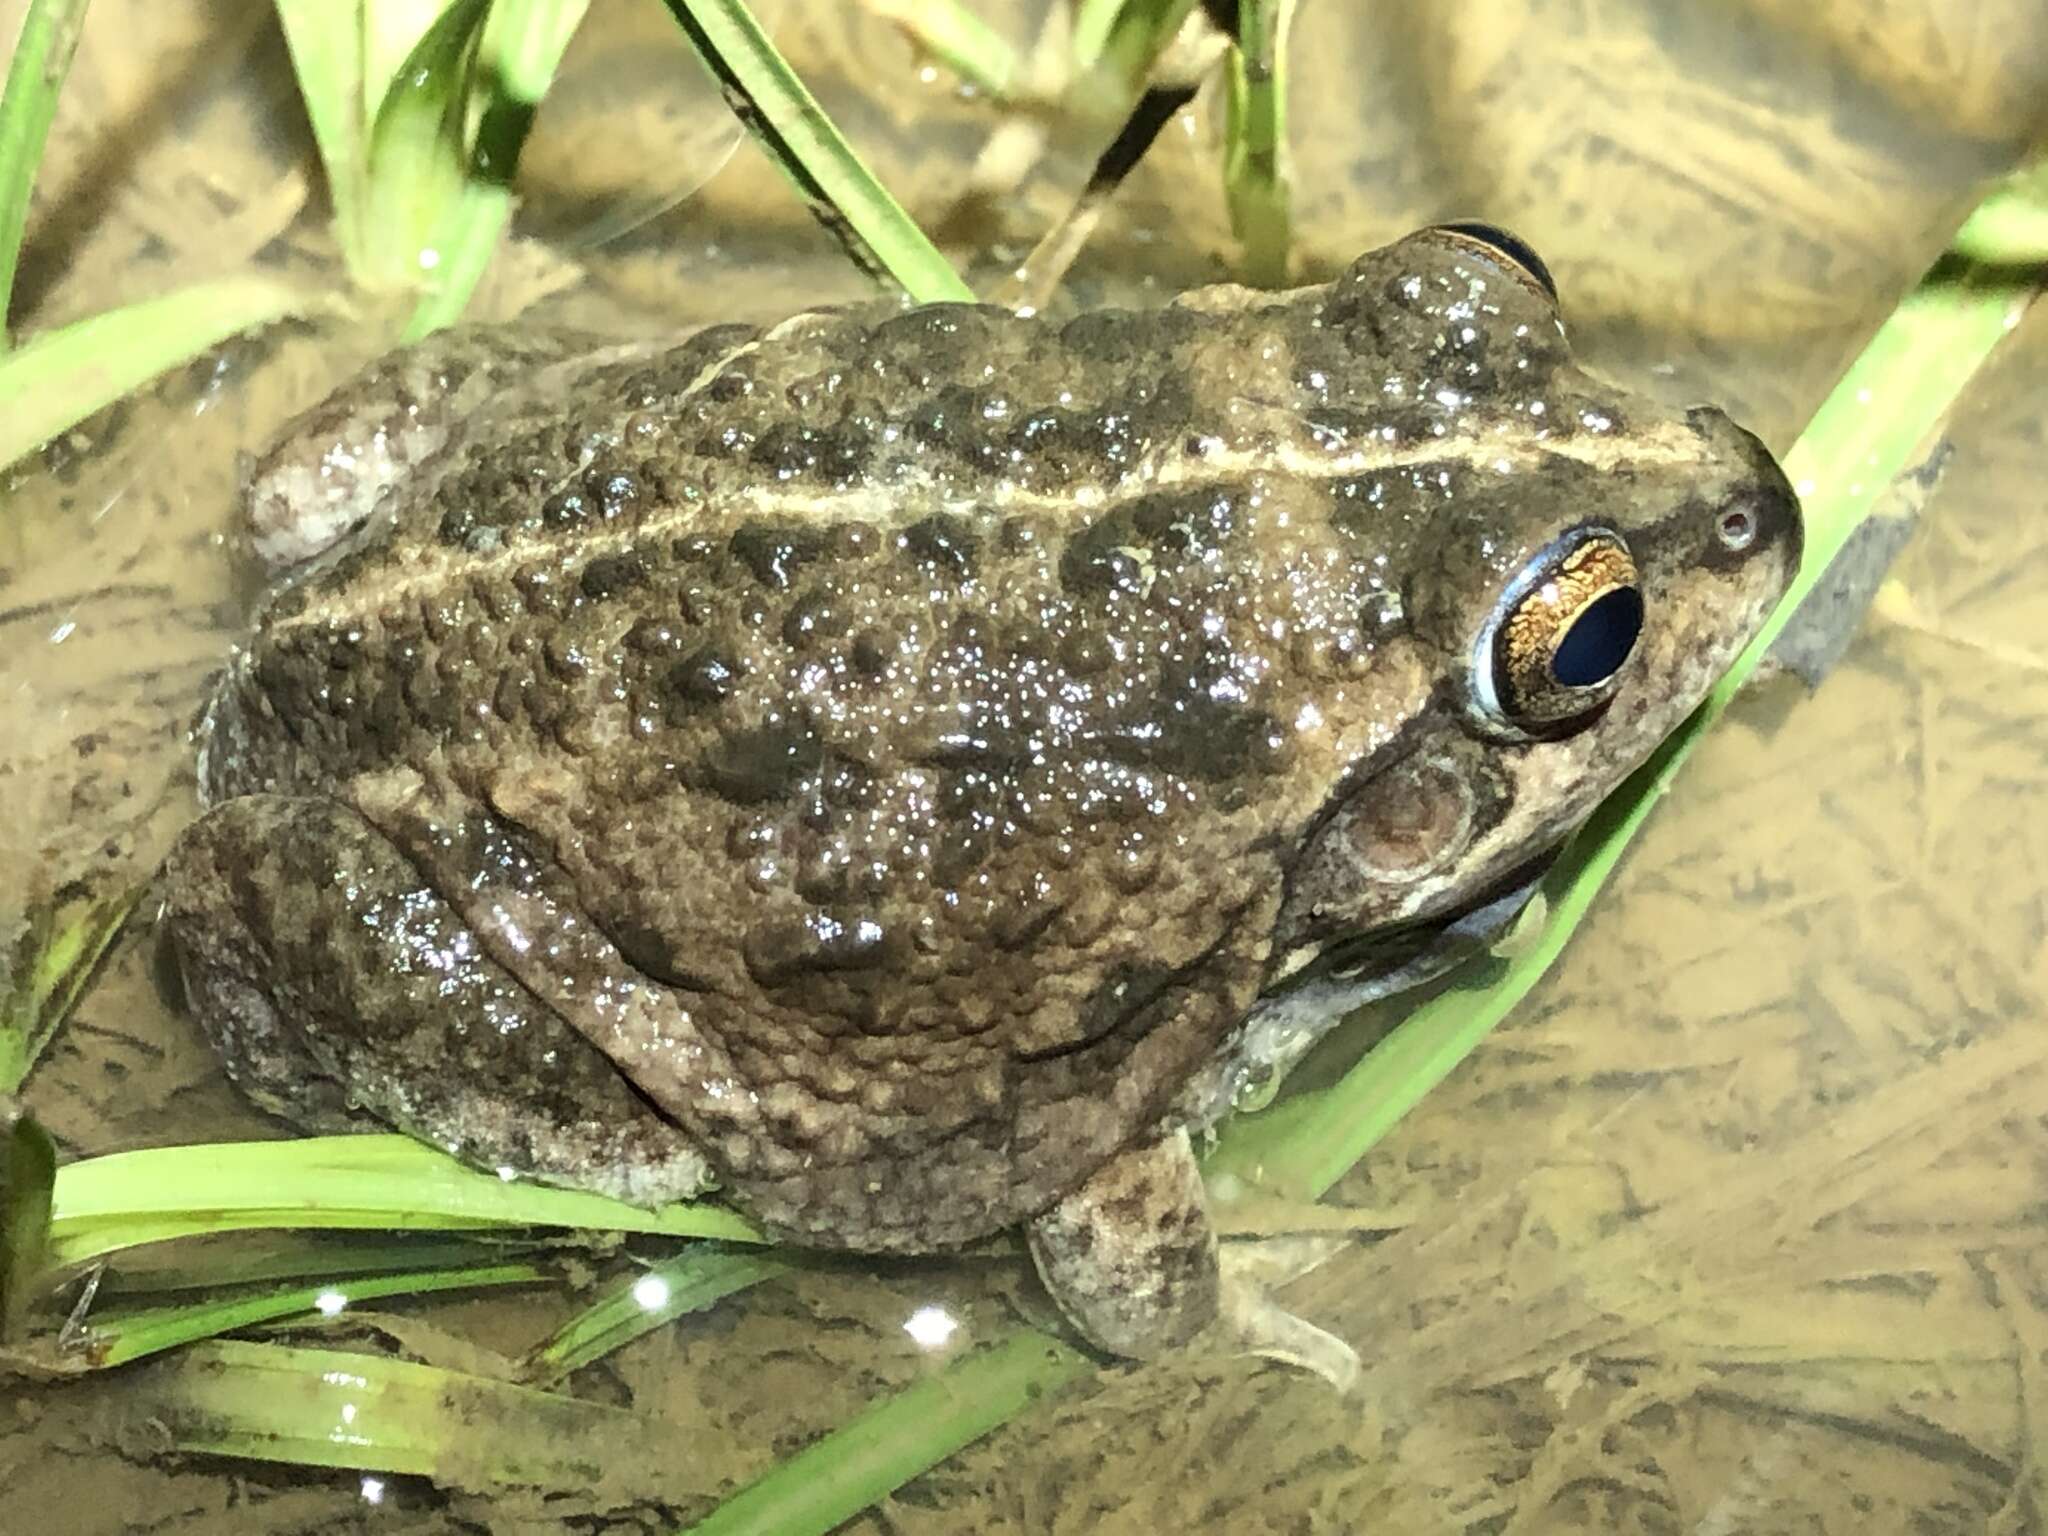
[158,224,1801,1369]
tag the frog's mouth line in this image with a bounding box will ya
[1263,845,1559,1006]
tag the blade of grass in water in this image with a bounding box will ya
[523,1244,788,1384]
[658,0,970,302]
[680,1331,1091,1536]
[400,0,590,340]
[1089,0,1199,96]
[1221,0,1292,286]
[96,1233,547,1294]
[0,274,315,470]
[0,0,88,345]
[11,1258,547,1373]
[0,887,137,1093]
[271,0,373,279]
[1069,0,1129,70]
[0,1112,57,1341]
[45,1134,763,1271]
[860,0,1019,101]
[675,204,2045,1536]
[143,1338,689,1486]
[1950,165,2048,265]
[361,0,491,293]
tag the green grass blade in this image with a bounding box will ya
[141,1338,682,1483]
[45,1135,763,1271]
[1090,0,1198,93]
[1950,165,2048,265]
[0,0,87,345]
[862,0,1019,100]
[1208,261,2038,1199]
[523,1244,787,1384]
[658,0,971,302]
[0,1110,57,1340]
[1069,0,1127,70]
[57,1260,549,1370]
[272,0,372,278]
[0,885,139,1093]
[401,0,590,340]
[680,1330,1090,1536]
[1221,0,1292,286]
[96,1233,543,1294]
[361,0,490,293]
[0,274,315,471]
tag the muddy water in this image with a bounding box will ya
[4,1,2046,1531]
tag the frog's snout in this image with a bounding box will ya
[1685,405,1805,582]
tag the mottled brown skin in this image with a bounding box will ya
[161,229,1801,1359]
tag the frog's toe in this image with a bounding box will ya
[1025,1128,1220,1358]
[1217,1248,1362,1393]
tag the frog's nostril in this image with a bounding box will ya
[1716,505,1758,552]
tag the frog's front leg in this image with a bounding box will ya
[1026,1128,1361,1388]
[1025,1128,1221,1357]
[159,793,713,1208]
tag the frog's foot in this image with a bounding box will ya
[1217,1238,1361,1392]
[160,793,714,1209]
[1025,1129,1360,1389]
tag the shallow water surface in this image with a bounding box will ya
[4,2,2047,1531]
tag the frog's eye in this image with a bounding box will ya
[1427,221,1559,305]
[1475,530,1643,733]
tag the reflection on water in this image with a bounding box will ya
[4,1,2046,1531]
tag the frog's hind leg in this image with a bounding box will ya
[1026,1128,1361,1388]
[159,793,713,1209]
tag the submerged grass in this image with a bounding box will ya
[399,0,591,339]
[2,0,953,472]
[660,0,970,300]
[0,0,87,344]
[522,1243,791,1385]
[45,1134,762,1272]
[860,0,1021,101]
[134,1338,690,1485]
[1221,0,1293,286]
[18,1258,550,1373]
[0,1113,57,1342]
[0,885,138,1094]
[682,1331,1092,1536]
[0,0,324,473]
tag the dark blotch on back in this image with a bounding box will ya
[1093,691,1285,786]
[661,647,742,721]
[743,910,890,988]
[577,551,650,601]
[902,514,979,581]
[730,522,829,589]
[1059,484,1241,595]
[688,719,817,804]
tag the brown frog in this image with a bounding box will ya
[159,225,1801,1366]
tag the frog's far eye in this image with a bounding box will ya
[1477,530,1643,732]
[1427,220,1560,304]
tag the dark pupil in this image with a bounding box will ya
[1550,588,1644,687]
